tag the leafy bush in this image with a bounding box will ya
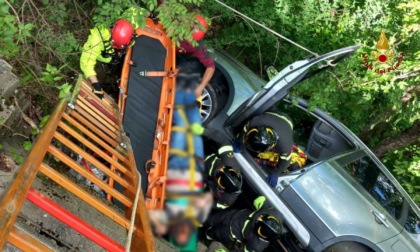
[156,0,205,45]
[0,0,93,115]
[0,0,34,58]
[383,145,420,204]
[204,0,417,149]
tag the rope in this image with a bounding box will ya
[125,170,142,252]
[214,0,319,57]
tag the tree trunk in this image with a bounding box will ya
[373,120,420,158]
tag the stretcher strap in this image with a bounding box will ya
[138,68,179,78]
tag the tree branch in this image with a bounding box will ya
[373,120,420,158]
[394,70,420,80]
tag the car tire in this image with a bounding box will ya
[201,82,219,123]
[175,59,228,124]
[324,241,372,252]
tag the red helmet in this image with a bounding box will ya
[110,19,133,49]
[192,15,208,41]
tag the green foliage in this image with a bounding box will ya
[39,115,50,129]
[93,0,152,27]
[2,0,91,115]
[203,0,417,150]
[38,64,73,99]
[383,145,420,204]
[30,115,50,136]
[156,0,205,45]
[92,0,206,45]
[0,0,34,58]
[398,1,420,36]
[57,83,73,99]
[30,128,38,136]
[23,141,32,151]
[10,147,23,164]
[40,64,65,83]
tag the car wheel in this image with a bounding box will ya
[324,241,372,252]
[176,59,228,124]
[201,83,218,123]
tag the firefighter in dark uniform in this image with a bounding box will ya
[202,127,243,209]
[238,111,295,187]
[203,196,283,252]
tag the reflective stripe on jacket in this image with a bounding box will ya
[80,7,149,78]
[80,25,113,78]
[241,111,295,173]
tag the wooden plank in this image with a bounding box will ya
[74,105,118,141]
[76,97,118,134]
[81,80,118,113]
[47,144,133,206]
[70,110,118,148]
[62,113,129,165]
[77,93,118,128]
[58,120,131,176]
[52,132,132,190]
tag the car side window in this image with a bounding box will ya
[344,156,403,220]
[405,208,420,234]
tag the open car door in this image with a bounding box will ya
[225,45,360,129]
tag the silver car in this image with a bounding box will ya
[187,45,420,251]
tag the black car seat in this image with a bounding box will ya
[305,120,353,163]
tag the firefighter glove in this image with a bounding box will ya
[266,174,278,187]
[92,82,104,99]
[253,196,266,210]
[191,123,204,135]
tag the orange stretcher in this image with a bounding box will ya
[118,18,177,210]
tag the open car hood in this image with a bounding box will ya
[225,45,360,128]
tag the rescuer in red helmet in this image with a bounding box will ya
[80,18,135,99]
[156,0,215,98]
[176,14,215,98]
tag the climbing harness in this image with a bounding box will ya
[288,144,307,171]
